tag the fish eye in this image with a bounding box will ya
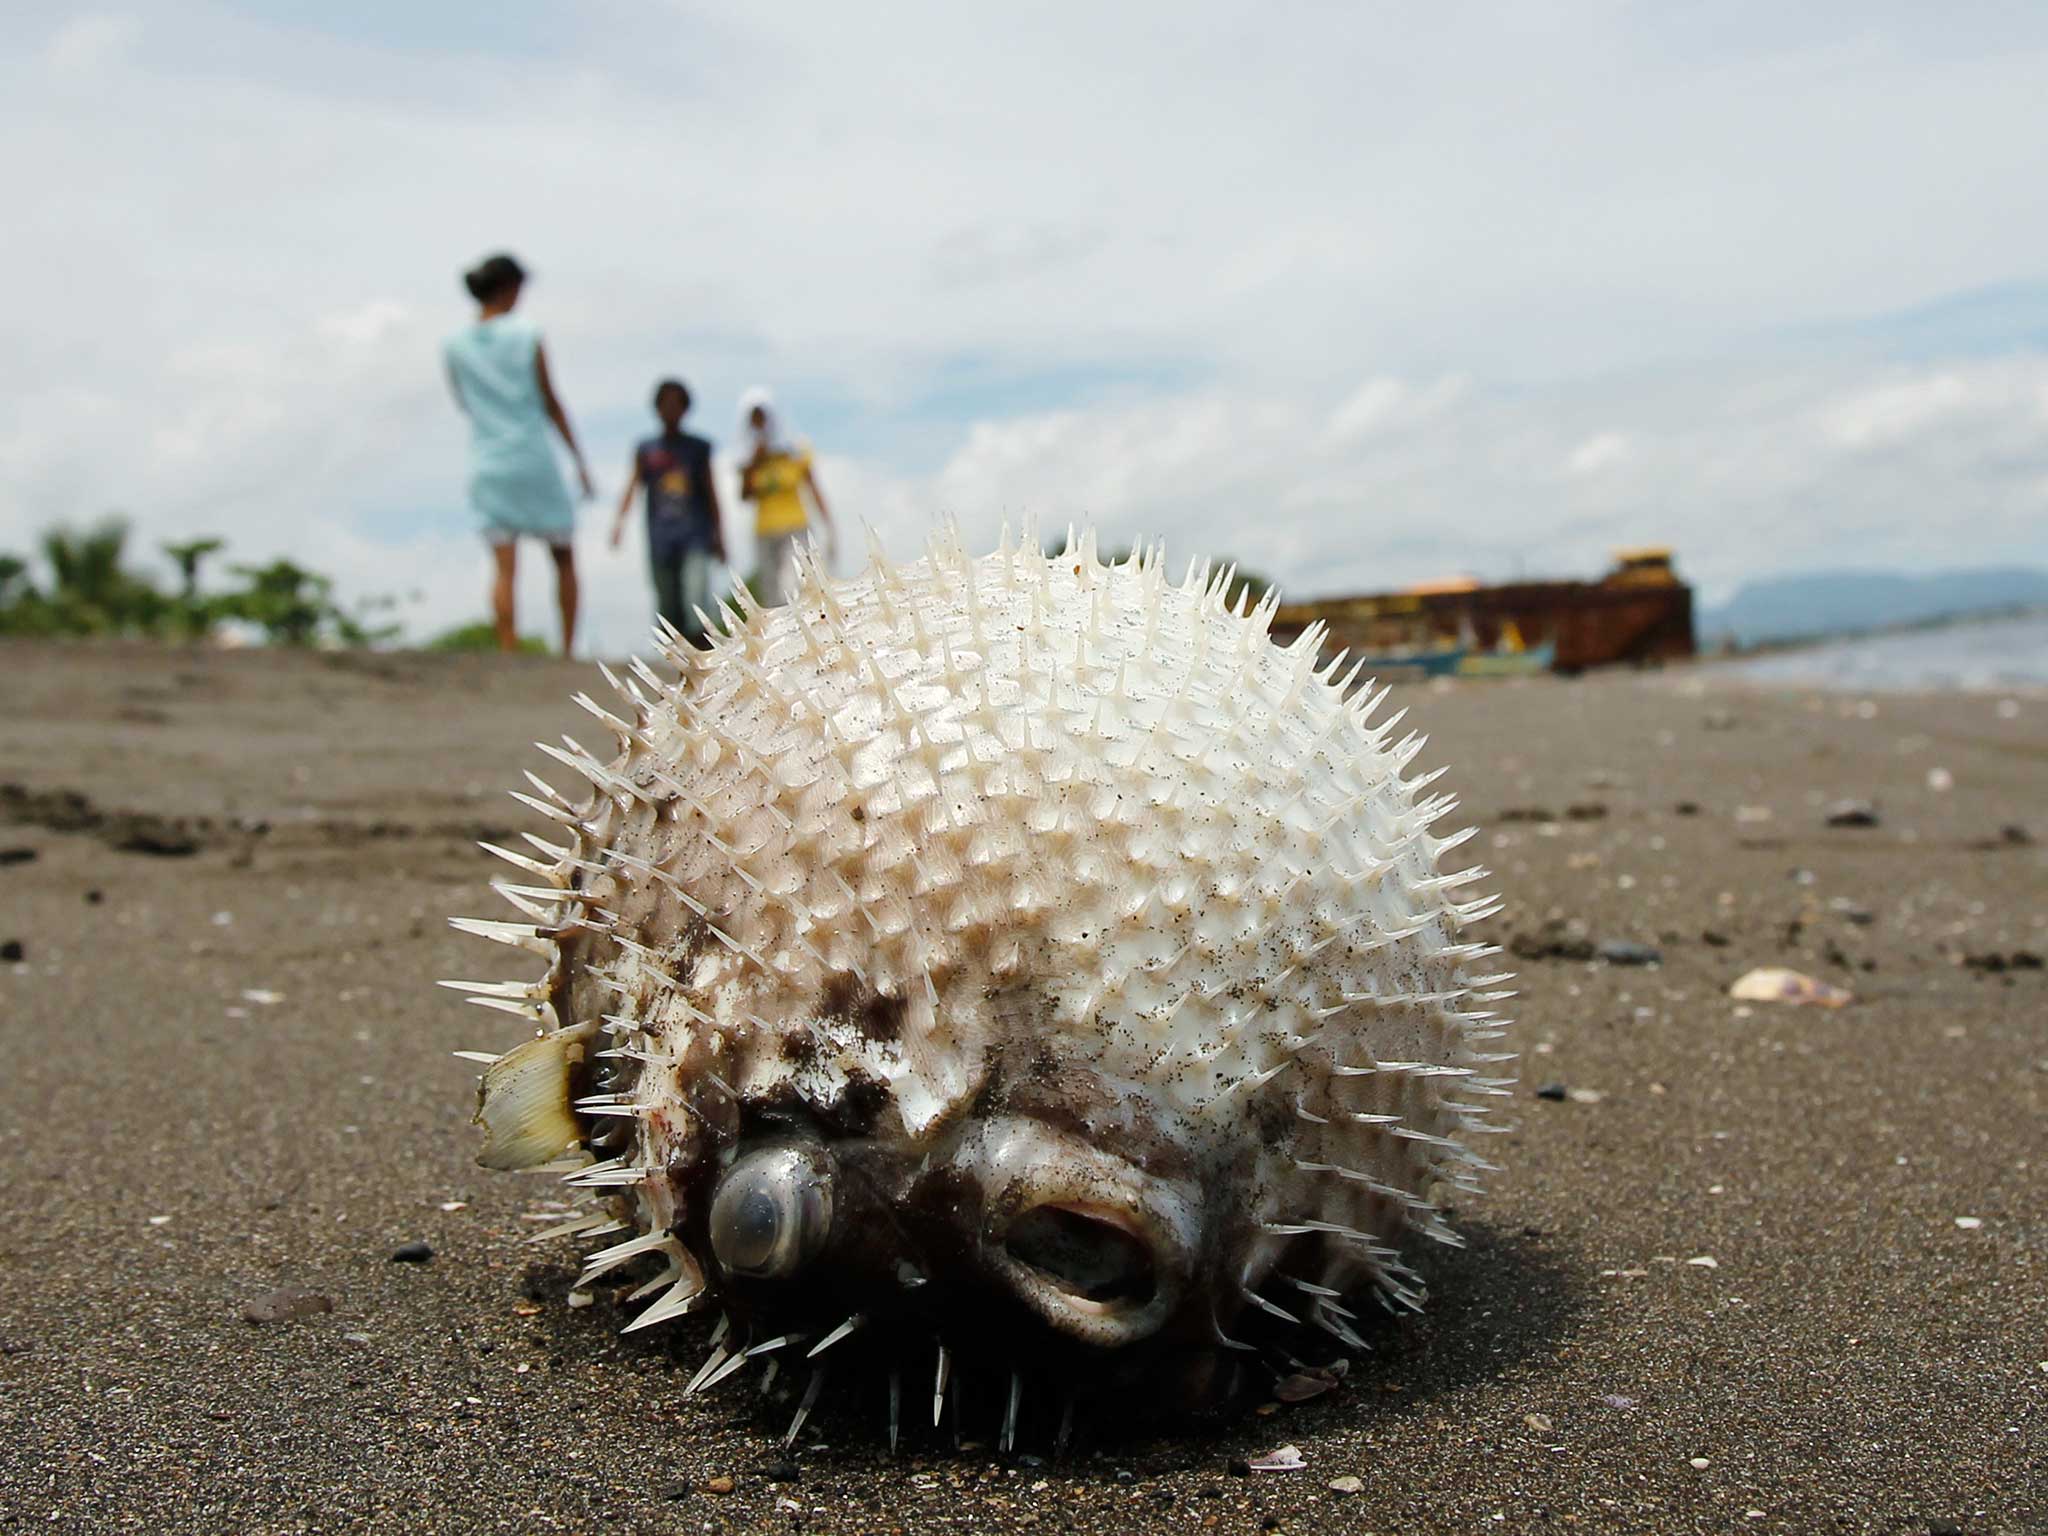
[709,1143,832,1280]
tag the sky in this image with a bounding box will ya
[5,2,2048,655]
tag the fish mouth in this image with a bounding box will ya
[991,1198,1181,1346]
[1004,1202,1159,1311]
[963,1117,1195,1349]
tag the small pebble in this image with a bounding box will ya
[241,1288,333,1324]
[1686,1255,1719,1268]
[1327,1475,1364,1495]
[1248,1444,1305,1472]
[1690,1457,1711,1469]
[1596,939,1661,966]
[762,1458,800,1482]
[0,940,23,963]
[1535,1082,1568,1101]
[390,1241,434,1264]
[1524,1413,1553,1434]
[0,848,37,866]
[1954,1216,1982,1230]
[704,1475,735,1496]
[1824,799,1880,828]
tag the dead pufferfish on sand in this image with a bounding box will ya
[446,528,1513,1449]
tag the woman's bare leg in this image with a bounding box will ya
[490,542,518,651]
[551,543,579,657]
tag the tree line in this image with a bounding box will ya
[0,519,403,647]
[0,519,1275,651]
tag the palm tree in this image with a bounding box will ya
[38,519,165,634]
[0,554,32,606]
[220,559,335,646]
[159,536,227,639]
[162,537,225,602]
[213,559,394,647]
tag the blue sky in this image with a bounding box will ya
[5,3,2048,654]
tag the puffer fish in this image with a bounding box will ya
[446,528,1512,1448]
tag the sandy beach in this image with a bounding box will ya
[0,640,2041,1535]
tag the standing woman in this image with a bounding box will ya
[444,253,594,654]
[737,386,834,606]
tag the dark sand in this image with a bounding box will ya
[0,641,2041,1534]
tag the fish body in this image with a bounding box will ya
[450,529,1511,1439]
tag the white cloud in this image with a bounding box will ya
[2,2,2047,655]
[848,354,2048,610]
[41,13,136,75]
[1820,371,1973,448]
[1323,376,1467,447]
[318,300,412,347]
[1566,432,1630,476]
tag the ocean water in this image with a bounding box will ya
[1718,611,2048,692]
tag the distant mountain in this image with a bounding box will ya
[1702,567,2048,647]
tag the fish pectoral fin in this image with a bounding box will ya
[475,1023,595,1170]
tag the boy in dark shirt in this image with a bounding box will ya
[611,378,725,647]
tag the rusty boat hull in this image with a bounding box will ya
[1271,553,1696,676]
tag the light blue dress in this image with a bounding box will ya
[444,316,576,543]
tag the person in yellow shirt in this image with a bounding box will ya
[737,387,833,605]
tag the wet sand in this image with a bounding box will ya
[0,640,2041,1534]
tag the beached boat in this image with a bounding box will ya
[1457,639,1556,678]
[1335,642,1464,678]
[1273,548,1694,675]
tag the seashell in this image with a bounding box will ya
[446,527,1513,1445]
